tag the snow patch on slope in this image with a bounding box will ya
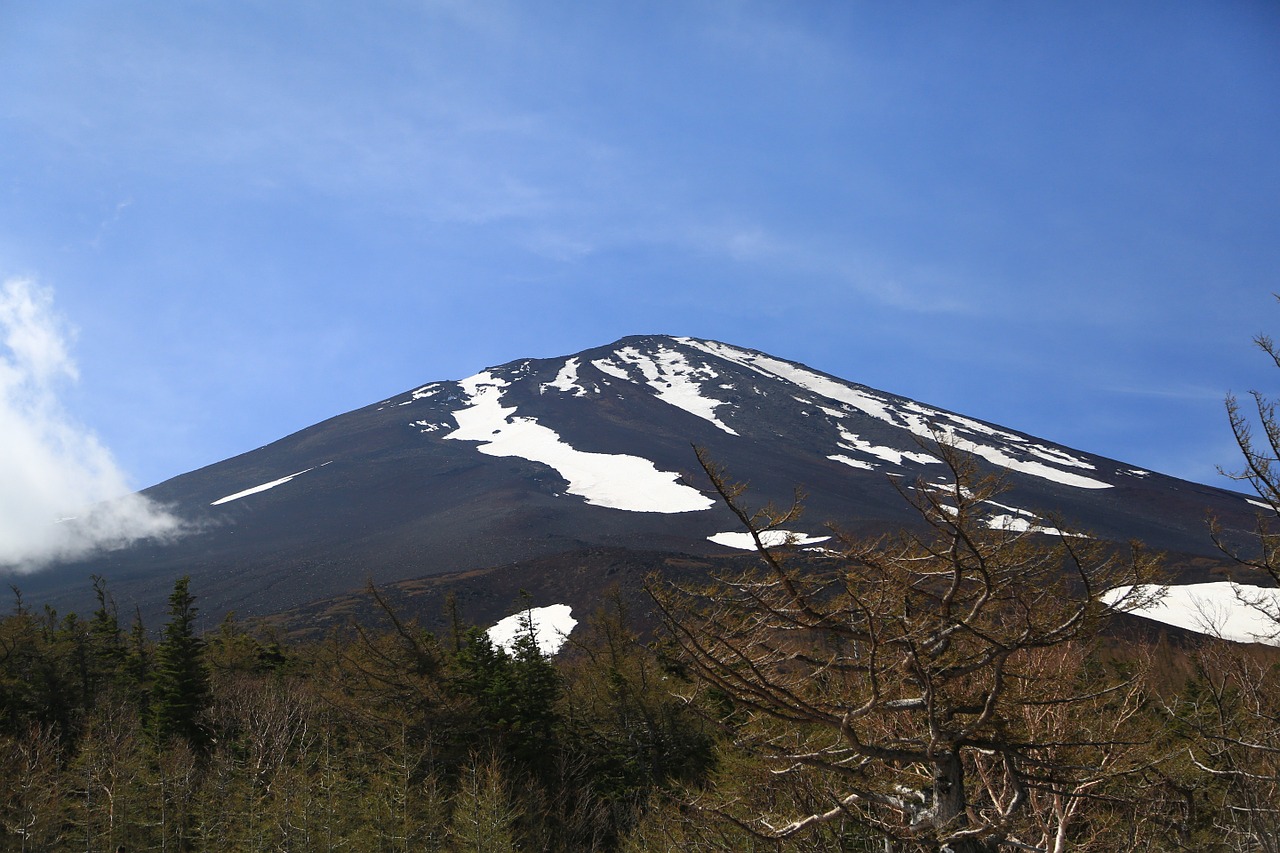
[678,338,1111,490]
[916,484,1086,537]
[445,371,714,513]
[612,345,738,435]
[834,425,940,467]
[412,420,448,433]
[984,514,1084,537]
[542,357,586,396]
[590,358,630,380]
[211,463,330,506]
[487,604,578,656]
[1103,583,1280,646]
[708,530,831,550]
[828,454,876,471]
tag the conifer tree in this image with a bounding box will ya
[508,603,562,771]
[0,590,42,736]
[88,575,125,685]
[124,607,152,721]
[150,576,211,748]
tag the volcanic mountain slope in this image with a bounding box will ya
[12,335,1260,626]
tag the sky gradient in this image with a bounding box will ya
[2,1,1278,537]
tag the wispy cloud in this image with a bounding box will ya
[0,278,183,571]
[1100,383,1227,402]
[668,219,976,315]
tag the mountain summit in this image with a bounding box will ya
[13,335,1255,624]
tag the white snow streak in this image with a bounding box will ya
[445,371,714,513]
[542,357,586,396]
[916,487,1085,537]
[211,463,329,506]
[590,358,630,380]
[708,530,831,550]
[828,454,876,471]
[613,345,738,435]
[834,426,940,467]
[948,441,1109,489]
[1103,583,1280,646]
[487,604,578,656]
[984,514,1084,537]
[1024,443,1095,470]
[677,338,1111,490]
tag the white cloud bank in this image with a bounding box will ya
[0,279,183,571]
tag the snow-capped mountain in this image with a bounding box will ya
[11,335,1261,629]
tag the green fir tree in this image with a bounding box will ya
[150,576,211,749]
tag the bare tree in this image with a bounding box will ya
[1006,643,1160,852]
[651,443,1160,852]
[1172,642,1280,853]
[1188,318,1280,850]
[1215,331,1280,594]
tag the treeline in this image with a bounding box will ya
[2,572,1280,851]
[0,577,713,852]
[3,574,1278,852]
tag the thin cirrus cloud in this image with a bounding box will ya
[0,278,184,571]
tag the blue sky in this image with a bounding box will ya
[2,0,1278,516]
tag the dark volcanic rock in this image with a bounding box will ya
[8,334,1256,627]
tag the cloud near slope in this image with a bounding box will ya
[0,279,183,571]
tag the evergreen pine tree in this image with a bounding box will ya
[88,575,126,693]
[507,604,562,772]
[150,576,211,748]
[125,607,152,720]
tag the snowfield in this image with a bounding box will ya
[611,345,739,435]
[708,530,832,550]
[831,424,941,468]
[1103,582,1280,646]
[541,357,587,396]
[446,371,715,513]
[677,338,1113,490]
[487,604,578,656]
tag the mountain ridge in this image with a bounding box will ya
[8,334,1257,627]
